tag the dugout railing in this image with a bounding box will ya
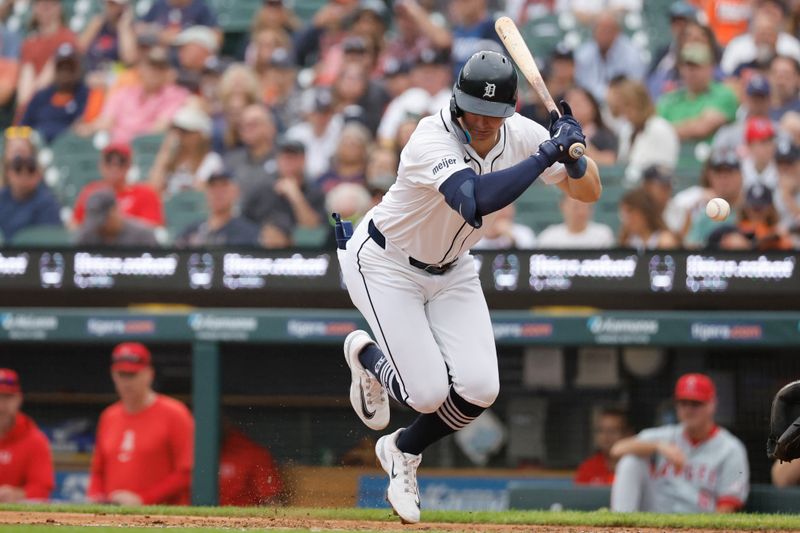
[3,307,800,505]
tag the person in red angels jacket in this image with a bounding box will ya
[0,368,54,502]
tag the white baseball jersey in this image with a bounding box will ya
[372,107,565,265]
[637,424,749,513]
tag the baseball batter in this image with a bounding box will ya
[610,373,749,513]
[337,50,601,523]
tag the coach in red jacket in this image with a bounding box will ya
[0,368,54,502]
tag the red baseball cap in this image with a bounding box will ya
[675,373,716,403]
[102,142,132,159]
[745,117,775,144]
[0,368,21,394]
[111,342,152,373]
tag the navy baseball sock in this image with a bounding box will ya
[358,343,408,407]
[396,387,486,455]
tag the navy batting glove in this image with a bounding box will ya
[550,123,586,165]
[536,139,561,166]
[549,100,582,136]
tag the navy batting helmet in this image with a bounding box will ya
[451,51,518,118]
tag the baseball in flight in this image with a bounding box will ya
[706,197,730,221]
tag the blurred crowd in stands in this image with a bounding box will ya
[0,0,799,251]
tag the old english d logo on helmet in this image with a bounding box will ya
[452,51,518,118]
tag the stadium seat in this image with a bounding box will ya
[293,0,326,23]
[131,133,165,182]
[48,133,101,207]
[163,189,208,240]
[11,225,72,246]
[522,15,564,59]
[292,226,329,248]
[211,0,262,33]
[515,183,563,233]
[593,183,625,233]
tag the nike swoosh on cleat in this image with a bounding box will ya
[391,461,397,479]
[359,377,376,419]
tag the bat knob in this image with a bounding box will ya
[568,143,585,160]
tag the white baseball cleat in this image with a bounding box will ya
[344,330,389,430]
[375,428,422,524]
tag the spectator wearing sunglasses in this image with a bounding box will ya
[71,143,164,229]
[0,129,61,241]
[20,44,89,143]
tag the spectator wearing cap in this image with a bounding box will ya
[385,0,451,68]
[683,149,744,247]
[316,122,370,195]
[721,4,800,77]
[448,0,502,79]
[176,168,259,247]
[213,63,262,154]
[657,42,739,142]
[87,46,189,143]
[536,193,615,249]
[769,55,800,121]
[174,25,219,80]
[72,143,164,228]
[285,88,344,181]
[610,373,749,513]
[714,74,773,150]
[75,188,159,246]
[0,130,61,241]
[137,0,219,48]
[78,0,137,73]
[741,116,778,191]
[20,44,89,143]
[774,137,800,228]
[615,80,679,182]
[0,368,54,503]
[618,188,679,250]
[738,184,793,250]
[16,0,78,110]
[574,12,646,102]
[381,58,412,100]
[563,86,617,165]
[243,138,325,238]
[647,2,698,91]
[348,1,388,70]
[88,343,194,506]
[259,48,301,131]
[377,47,451,146]
[223,103,277,200]
[647,17,723,101]
[149,104,223,194]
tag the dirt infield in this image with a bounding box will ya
[0,511,796,533]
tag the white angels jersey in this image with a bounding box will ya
[371,107,565,265]
[638,424,750,513]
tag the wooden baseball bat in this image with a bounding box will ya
[494,16,585,160]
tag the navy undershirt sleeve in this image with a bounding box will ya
[438,152,553,228]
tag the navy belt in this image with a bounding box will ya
[367,220,456,275]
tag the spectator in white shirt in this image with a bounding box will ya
[720,7,800,76]
[537,195,615,249]
[741,116,779,191]
[286,88,344,182]
[614,79,679,185]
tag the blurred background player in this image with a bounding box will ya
[575,408,631,485]
[218,423,283,506]
[610,373,749,513]
[88,343,194,506]
[0,368,54,503]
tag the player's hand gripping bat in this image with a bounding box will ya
[495,16,586,160]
